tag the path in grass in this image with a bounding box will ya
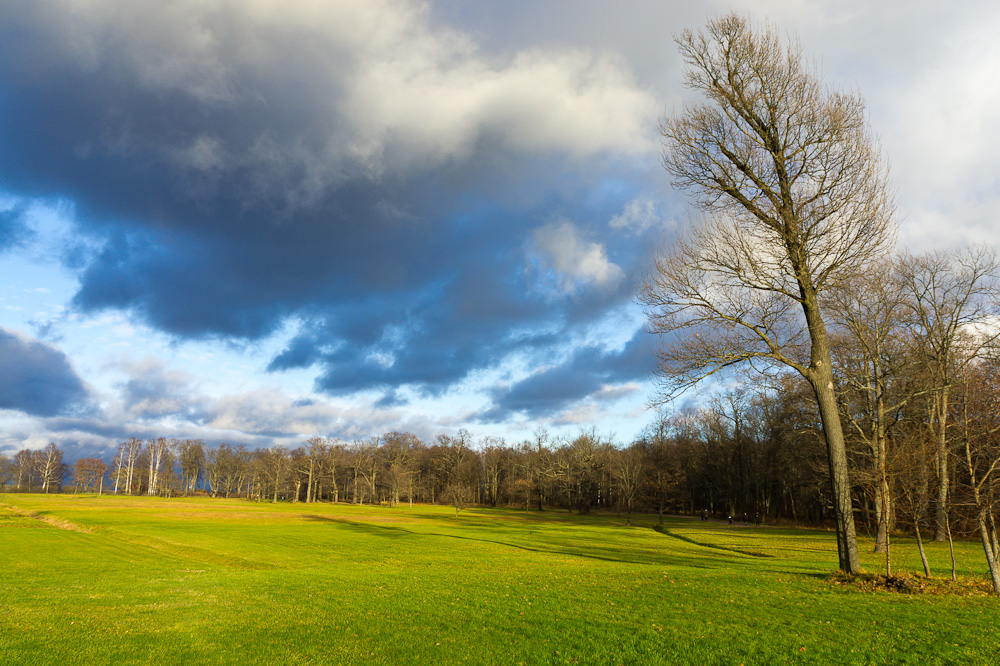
[1,494,997,665]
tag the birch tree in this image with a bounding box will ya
[640,14,895,572]
[37,443,64,493]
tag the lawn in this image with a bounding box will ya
[0,493,997,665]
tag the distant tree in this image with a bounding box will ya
[0,454,13,490]
[302,436,327,503]
[353,437,381,505]
[381,432,420,507]
[145,437,171,496]
[113,437,143,494]
[445,482,471,518]
[480,436,509,507]
[177,439,206,495]
[254,446,289,503]
[36,443,65,494]
[613,444,646,526]
[323,439,347,504]
[12,450,34,491]
[207,444,247,498]
[74,458,108,494]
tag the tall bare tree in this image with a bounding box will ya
[640,14,895,572]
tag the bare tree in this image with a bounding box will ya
[74,458,108,494]
[37,443,65,494]
[613,443,646,526]
[113,437,143,495]
[480,436,509,507]
[639,14,895,573]
[177,439,206,495]
[954,361,1000,593]
[828,260,920,554]
[897,246,1000,541]
[0,454,13,490]
[145,437,171,496]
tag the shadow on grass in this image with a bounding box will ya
[301,514,412,538]
[654,525,775,559]
[306,512,748,569]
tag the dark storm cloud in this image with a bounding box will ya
[0,202,32,252]
[0,1,659,417]
[480,327,655,422]
[0,328,90,417]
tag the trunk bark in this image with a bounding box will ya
[934,389,950,541]
[914,519,931,577]
[977,511,1000,594]
[810,367,861,573]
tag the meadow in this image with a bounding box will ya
[0,494,997,666]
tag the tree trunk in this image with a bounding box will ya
[809,365,862,573]
[914,519,931,577]
[977,511,1000,594]
[946,512,957,581]
[934,389,950,541]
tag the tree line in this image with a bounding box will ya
[1,282,998,586]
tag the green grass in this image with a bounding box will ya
[1,494,997,665]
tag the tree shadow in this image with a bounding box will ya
[306,513,747,569]
[300,514,412,538]
[654,525,775,558]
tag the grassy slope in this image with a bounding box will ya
[0,494,997,666]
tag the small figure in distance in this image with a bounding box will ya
[743,512,747,526]
[728,514,733,525]
[755,512,761,526]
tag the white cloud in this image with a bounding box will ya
[529,220,624,293]
[609,197,661,234]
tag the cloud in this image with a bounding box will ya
[609,197,661,235]
[0,0,654,208]
[529,220,624,293]
[0,0,656,415]
[480,327,652,422]
[0,328,90,417]
[116,357,205,421]
[0,200,33,253]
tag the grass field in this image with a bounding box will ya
[1,494,997,665]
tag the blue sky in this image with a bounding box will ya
[2,0,999,459]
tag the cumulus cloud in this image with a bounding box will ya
[529,220,624,293]
[0,328,90,417]
[480,327,652,422]
[609,197,661,235]
[116,357,204,421]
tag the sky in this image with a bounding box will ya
[2,0,1000,460]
